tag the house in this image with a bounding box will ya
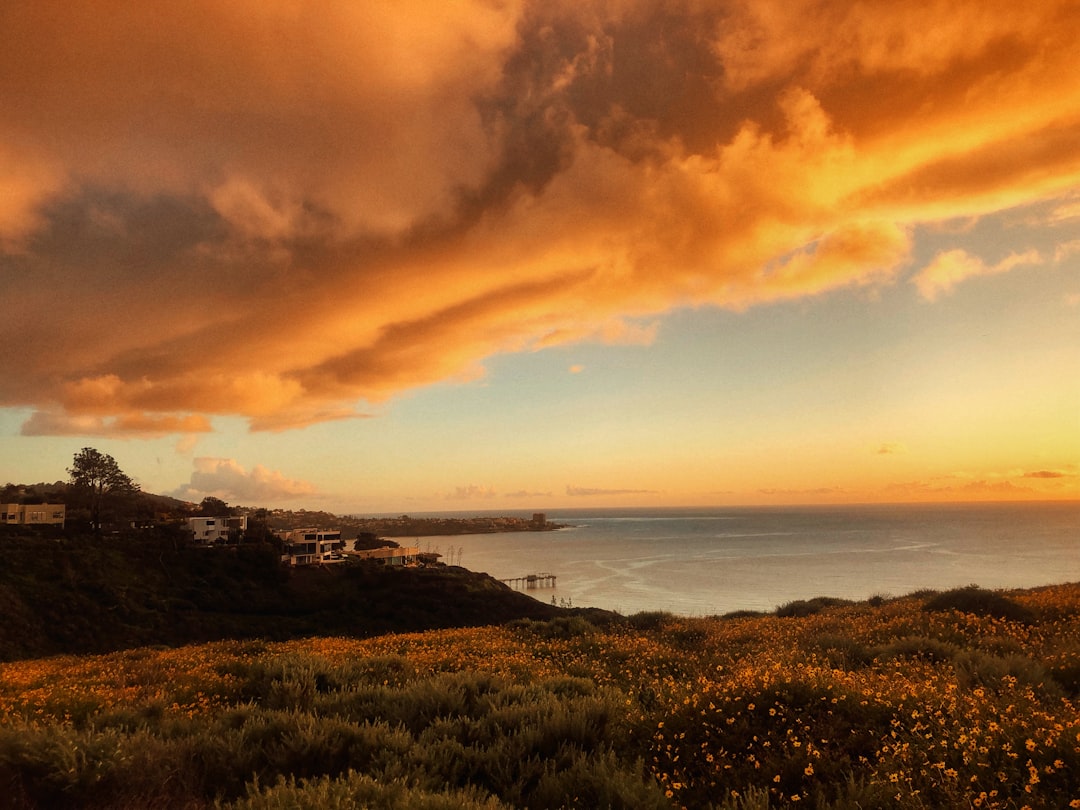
[277,528,345,566]
[187,515,248,545]
[1,503,66,528]
[353,545,420,566]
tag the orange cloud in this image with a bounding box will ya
[20,411,212,438]
[913,249,1043,300]
[1,0,1078,434]
[171,457,317,503]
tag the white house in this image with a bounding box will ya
[1,503,66,528]
[187,515,248,545]
[277,528,345,566]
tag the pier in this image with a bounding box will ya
[499,572,557,589]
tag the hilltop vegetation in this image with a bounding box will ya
[0,531,560,661]
[2,583,1078,808]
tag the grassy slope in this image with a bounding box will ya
[1,582,1078,809]
[0,532,561,661]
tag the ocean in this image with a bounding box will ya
[414,502,1080,616]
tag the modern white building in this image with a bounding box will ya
[1,503,66,527]
[352,545,420,566]
[277,528,345,566]
[187,515,248,545]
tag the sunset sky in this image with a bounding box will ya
[1,0,1078,513]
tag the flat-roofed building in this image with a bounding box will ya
[353,545,420,566]
[277,528,345,566]
[1,503,66,527]
[187,515,248,545]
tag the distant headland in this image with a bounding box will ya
[343,512,565,538]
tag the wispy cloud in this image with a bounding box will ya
[447,484,497,500]
[20,411,212,438]
[912,249,1043,301]
[1054,240,1080,264]
[566,485,658,497]
[1047,200,1080,224]
[758,487,844,497]
[875,443,907,456]
[2,1,1078,434]
[885,479,1035,499]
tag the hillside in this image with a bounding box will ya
[0,583,1077,808]
[0,530,563,661]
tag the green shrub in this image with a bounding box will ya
[527,749,670,810]
[534,615,598,639]
[922,585,1036,623]
[652,680,894,808]
[812,634,873,669]
[1043,641,1080,696]
[625,611,674,631]
[774,597,852,618]
[507,615,597,638]
[719,609,768,620]
[953,650,1062,699]
[873,636,961,664]
[712,785,771,809]
[223,771,510,810]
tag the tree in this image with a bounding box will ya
[244,508,279,546]
[67,447,139,532]
[197,496,230,516]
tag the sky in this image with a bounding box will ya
[1,0,1078,514]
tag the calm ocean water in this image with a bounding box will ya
[413,502,1080,616]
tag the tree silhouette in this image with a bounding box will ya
[197,496,230,516]
[67,447,139,532]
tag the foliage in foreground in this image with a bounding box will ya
[1,583,1079,809]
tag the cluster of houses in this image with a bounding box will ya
[184,515,421,568]
[4,503,418,570]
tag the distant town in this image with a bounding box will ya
[3,450,564,570]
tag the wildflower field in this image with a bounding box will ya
[2,583,1079,809]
